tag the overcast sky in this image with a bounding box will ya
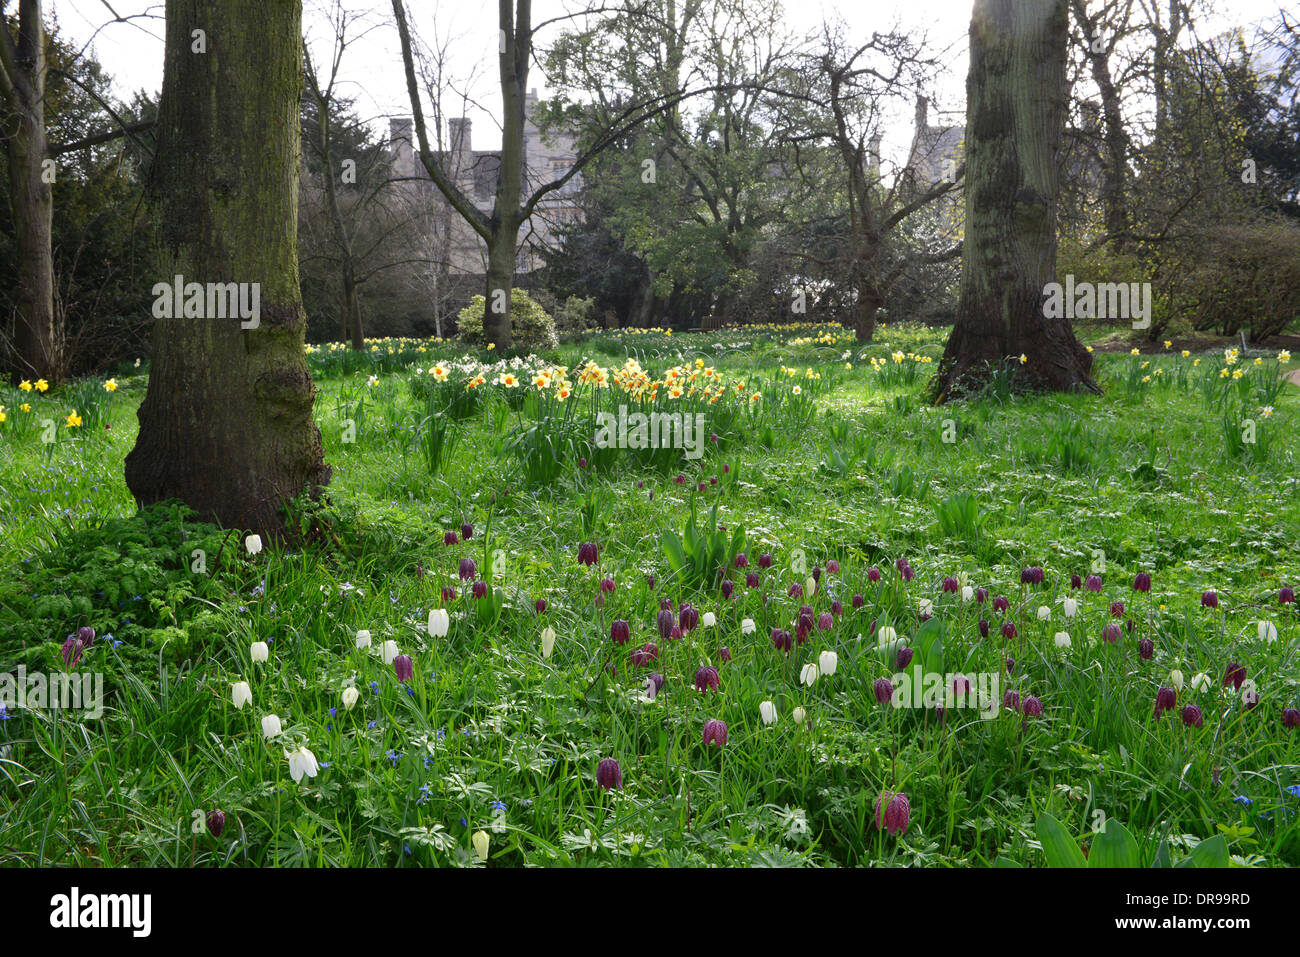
[49,0,1291,164]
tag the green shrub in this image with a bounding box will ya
[456,289,560,350]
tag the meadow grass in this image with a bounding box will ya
[1,324,1298,867]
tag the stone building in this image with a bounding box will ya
[388,89,584,284]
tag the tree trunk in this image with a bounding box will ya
[852,275,881,343]
[933,0,1097,401]
[124,0,331,536]
[2,0,56,382]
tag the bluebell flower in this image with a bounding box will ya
[329,708,337,718]
[367,720,378,729]
[406,687,415,696]
[424,755,434,769]
[0,704,10,720]
[1286,785,1300,799]
[1234,795,1252,806]
[418,784,432,804]
[387,750,401,766]
[370,681,379,694]
[403,842,412,855]
[460,817,468,828]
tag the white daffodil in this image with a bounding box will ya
[231,681,252,709]
[285,745,319,783]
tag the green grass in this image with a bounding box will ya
[1,323,1298,867]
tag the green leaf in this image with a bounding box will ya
[1036,813,1087,868]
[1176,835,1229,869]
[1089,819,1141,868]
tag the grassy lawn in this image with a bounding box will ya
[1,322,1298,867]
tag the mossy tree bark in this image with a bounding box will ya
[124,0,331,535]
[933,0,1098,401]
[0,0,57,382]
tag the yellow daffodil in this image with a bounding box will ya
[104,378,118,392]
[35,379,49,392]
[65,410,82,428]
[19,379,32,391]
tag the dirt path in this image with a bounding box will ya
[1288,369,1300,388]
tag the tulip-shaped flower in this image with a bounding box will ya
[1022,696,1043,719]
[1281,587,1295,604]
[874,791,910,836]
[342,686,359,710]
[874,677,893,704]
[206,809,226,838]
[458,557,477,581]
[1138,638,1154,660]
[818,650,838,676]
[702,718,728,747]
[244,534,262,555]
[1181,704,1203,728]
[261,714,283,738]
[596,758,623,791]
[285,745,320,782]
[1085,575,1103,592]
[631,643,659,667]
[428,608,450,637]
[1154,686,1177,716]
[231,681,252,710]
[611,619,631,645]
[394,654,414,683]
[577,542,599,566]
[541,626,556,659]
[759,701,778,726]
[471,580,488,599]
[1103,623,1122,644]
[1283,708,1300,729]
[895,646,913,669]
[1223,662,1247,690]
[1133,572,1151,592]
[355,629,372,649]
[695,665,720,693]
[1201,590,1218,609]
[250,641,269,663]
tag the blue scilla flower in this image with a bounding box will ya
[0,704,10,720]
[1234,794,1252,806]
[403,842,412,855]
[368,720,378,729]
[424,755,434,769]
[387,750,401,766]
[370,681,379,694]
[459,817,468,828]
[1287,785,1300,799]
[329,708,337,718]
[418,783,432,804]
[489,799,506,813]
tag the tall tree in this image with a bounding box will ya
[124,0,331,535]
[0,0,55,381]
[933,0,1098,400]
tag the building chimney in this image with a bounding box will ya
[914,94,928,132]
[389,117,414,178]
